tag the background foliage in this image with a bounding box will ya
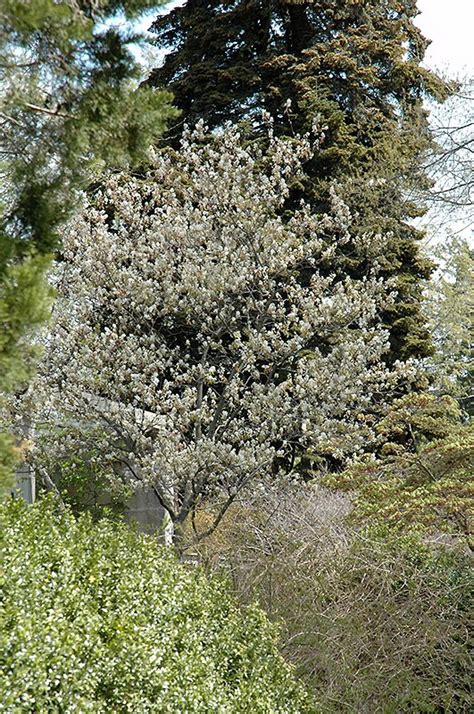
[326,394,474,547]
[424,237,473,414]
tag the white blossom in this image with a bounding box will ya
[11,125,415,537]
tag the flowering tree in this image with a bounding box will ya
[16,123,414,543]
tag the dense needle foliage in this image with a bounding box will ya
[147,0,451,363]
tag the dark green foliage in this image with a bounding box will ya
[52,455,129,522]
[0,254,53,393]
[1,0,176,253]
[0,254,53,495]
[0,1,176,491]
[0,497,310,711]
[0,433,16,497]
[148,0,451,362]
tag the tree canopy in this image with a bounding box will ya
[425,237,473,415]
[0,0,175,493]
[147,0,451,363]
[11,124,415,541]
[0,2,471,708]
[1,0,175,254]
[326,393,474,547]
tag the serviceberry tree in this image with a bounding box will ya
[15,123,415,542]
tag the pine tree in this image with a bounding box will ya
[147,0,451,363]
[0,0,175,494]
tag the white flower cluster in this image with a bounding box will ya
[17,124,414,532]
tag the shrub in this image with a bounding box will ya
[326,394,474,546]
[191,484,473,713]
[0,498,310,712]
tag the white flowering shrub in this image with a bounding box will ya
[0,498,310,712]
[16,123,414,539]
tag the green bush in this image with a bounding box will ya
[326,394,474,545]
[0,498,310,712]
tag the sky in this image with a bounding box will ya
[414,0,473,242]
[415,0,474,77]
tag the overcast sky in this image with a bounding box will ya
[416,0,473,76]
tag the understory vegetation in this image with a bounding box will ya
[189,485,473,713]
[0,498,310,713]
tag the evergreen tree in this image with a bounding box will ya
[425,237,473,414]
[0,0,175,494]
[0,255,52,495]
[327,393,473,547]
[1,0,175,254]
[147,0,451,363]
